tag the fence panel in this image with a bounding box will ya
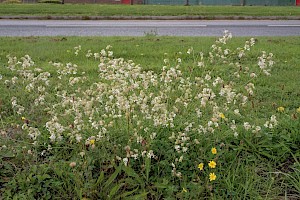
[245,0,295,6]
[245,0,276,6]
[200,0,241,5]
[144,0,200,5]
[276,0,295,6]
[22,0,37,2]
[144,0,295,5]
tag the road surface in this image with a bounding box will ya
[0,20,299,36]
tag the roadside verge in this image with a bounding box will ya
[1,15,300,20]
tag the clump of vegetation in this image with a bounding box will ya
[1,0,21,4]
[0,32,299,199]
[38,0,62,4]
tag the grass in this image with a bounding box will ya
[0,35,300,199]
[0,4,299,17]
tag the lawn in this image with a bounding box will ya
[0,35,299,199]
[0,4,299,17]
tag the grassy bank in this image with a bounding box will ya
[0,35,300,199]
[0,4,299,17]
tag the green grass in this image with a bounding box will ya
[0,4,299,17]
[0,36,300,199]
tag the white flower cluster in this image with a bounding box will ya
[2,33,279,175]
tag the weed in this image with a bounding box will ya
[0,33,299,199]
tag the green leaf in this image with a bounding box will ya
[125,192,148,200]
[154,181,168,189]
[145,158,151,182]
[123,166,144,187]
[95,171,105,187]
[103,166,121,191]
[116,187,139,199]
[0,152,15,158]
[108,183,125,199]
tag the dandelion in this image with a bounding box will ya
[277,107,284,112]
[89,139,95,145]
[21,116,26,120]
[208,160,216,169]
[209,173,217,181]
[219,113,225,119]
[198,163,204,171]
[182,187,188,193]
[211,147,217,155]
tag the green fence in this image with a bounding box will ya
[200,0,241,5]
[245,0,295,6]
[144,0,296,5]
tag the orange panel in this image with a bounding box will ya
[122,0,131,4]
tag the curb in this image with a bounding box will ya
[1,15,300,20]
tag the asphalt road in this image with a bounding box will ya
[0,20,300,36]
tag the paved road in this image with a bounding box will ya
[0,20,300,36]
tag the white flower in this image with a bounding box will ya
[147,150,154,159]
[123,158,129,166]
[234,132,239,137]
[187,47,193,54]
[175,145,180,152]
[234,109,241,116]
[49,134,56,142]
[182,147,188,153]
[179,156,183,162]
[205,74,211,80]
[250,73,257,78]
[79,152,85,157]
[243,122,251,131]
[75,134,82,142]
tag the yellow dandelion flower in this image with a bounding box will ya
[219,113,225,119]
[296,107,300,113]
[182,187,188,193]
[208,160,216,169]
[211,147,217,155]
[198,163,204,171]
[277,107,284,112]
[21,116,26,120]
[89,139,95,145]
[209,172,217,181]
